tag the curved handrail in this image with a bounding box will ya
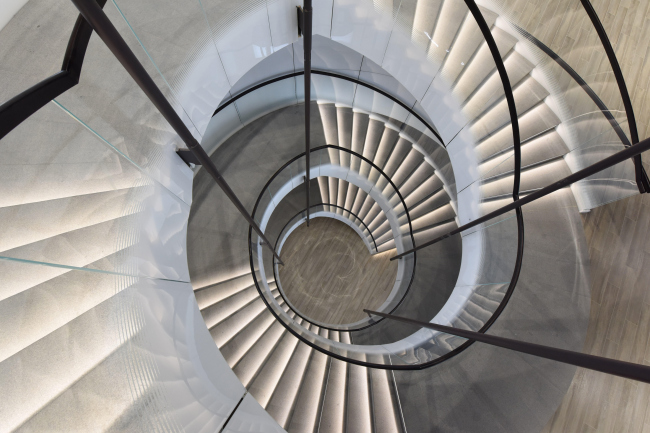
[250,144,417,241]
[0,0,626,372]
[578,0,649,192]
[249,144,418,335]
[212,69,445,147]
[512,24,649,194]
[463,0,521,201]
[0,0,108,141]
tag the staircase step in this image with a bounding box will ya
[479,129,569,179]
[266,329,315,428]
[209,289,281,347]
[0,188,138,255]
[318,176,331,205]
[351,111,370,171]
[345,362,373,433]
[193,272,254,311]
[370,368,403,433]
[0,291,138,433]
[286,328,330,433]
[471,77,550,142]
[359,117,386,179]
[462,50,535,120]
[201,284,259,329]
[454,26,518,101]
[438,6,498,84]
[480,158,571,200]
[337,106,354,167]
[368,125,401,184]
[475,102,561,162]
[427,0,470,67]
[247,324,302,407]
[317,332,347,433]
[395,160,436,199]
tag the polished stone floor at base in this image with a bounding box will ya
[278,217,398,325]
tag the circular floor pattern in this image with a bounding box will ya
[278,217,398,325]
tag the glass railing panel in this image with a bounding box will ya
[310,74,356,107]
[0,0,80,104]
[54,8,196,204]
[500,0,629,142]
[201,0,274,86]
[309,146,326,180]
[457,209,518,288]
[566,123,639,209]
[352,85,410,124]
[201,103,243,157]
[109,0,227,135]
[0,100,190,282]
[0,258,144,432]
[460,110,628,209]
[373,212,518,366]
[432,17,513,202]
[233,77,299,125]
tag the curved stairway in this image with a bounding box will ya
[189,95,590,432]
[2,0,633,430]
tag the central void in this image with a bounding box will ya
[278,217,398,325]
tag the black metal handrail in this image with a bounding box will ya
[579,0,650,193]
[0,0,636,374]
[212,70,445,147]
[392,135,650,261]
[248,145,421,337]
[464,0,521,202]
[366,309,650,384]
[0,0,107,141]
[303,0,313,225]
[513,24,650,194]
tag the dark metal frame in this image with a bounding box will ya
[0,0,638,374]
[0,0,107,141]
[464,0,521,201]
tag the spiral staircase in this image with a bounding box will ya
[1,0,649,431]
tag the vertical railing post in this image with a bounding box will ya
[68,0,284,265]
[303,0,312,226]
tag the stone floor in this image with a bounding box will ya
[278,217,397,325]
